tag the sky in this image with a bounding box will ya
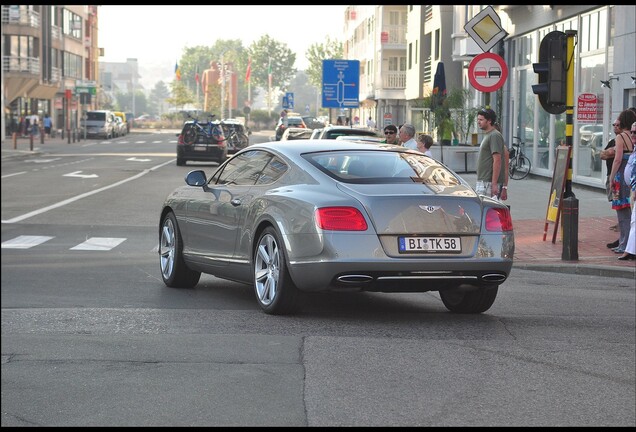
[98,5,346,87]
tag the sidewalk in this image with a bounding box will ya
[2,132,635,279]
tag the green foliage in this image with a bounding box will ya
[249,108,278,124]
[113,90,147,116]
[305,36,343,87]
[421,87,477,144]
[245,35,296,90]
[166,81,195,111]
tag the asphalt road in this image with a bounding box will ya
[2,131,634,426]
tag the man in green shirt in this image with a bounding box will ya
[475,108,507,200]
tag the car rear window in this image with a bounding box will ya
[86,112,106,121]
[304,150,461,186]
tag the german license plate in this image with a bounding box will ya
[398,237,461,253]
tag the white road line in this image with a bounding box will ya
[70,237,126,250]
[1,171,27,179]
[1,235,54,249]
[1,159,175,224]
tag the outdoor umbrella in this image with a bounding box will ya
[432,62,447,163]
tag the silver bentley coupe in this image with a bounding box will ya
[159,140,514,315]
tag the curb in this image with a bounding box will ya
[513,262,635,279]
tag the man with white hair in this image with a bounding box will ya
[399,123,417,150]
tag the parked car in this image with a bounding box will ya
[312,126,382,140]
[113,111,129,135]
[275,116,307,140]
[588,131,605,172]
[113,116,127,137]
[81,110,116,139]
[159,140,514,315]
[302,115,326,129]
[579,124,603,146]
[135,114,160,126]
[175,120,228,166]
[280,127,313,141]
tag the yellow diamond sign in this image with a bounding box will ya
[464,6,508,53]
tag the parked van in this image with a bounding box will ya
[81,110,116,139]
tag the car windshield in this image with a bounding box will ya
[304,150,461,186]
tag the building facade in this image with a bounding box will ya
[1,5,99,140]
[342,5,635,189]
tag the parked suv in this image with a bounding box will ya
[176,120,228,166]
[81,110,116,139]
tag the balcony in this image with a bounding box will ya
[1,6,40,28]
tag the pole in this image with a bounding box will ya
[247,76,251,126]
[228,68,232,119]
[220,52,225,120]
[561,29,578,261]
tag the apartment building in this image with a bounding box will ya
[2,5,98,141]
[343,5,635,189]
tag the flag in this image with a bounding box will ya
[195,65,200,86]
[267,58,272,88]
[245,57,252,83]
[175,61,181,81]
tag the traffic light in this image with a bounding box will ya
[532,31,567,115]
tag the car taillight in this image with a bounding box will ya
[177,134,184,145]
[315,207,368,231]
[485,207,513,232]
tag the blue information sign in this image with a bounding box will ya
[322,60,360,109]
[285,92,294,109]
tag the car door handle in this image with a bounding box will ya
[231,199,241,207]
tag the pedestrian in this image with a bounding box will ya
[475,108,506,199]
[382,124,399,144]
[493,122,510,201]
[618,120,636,260]
[398,123,417,149]
[416,134,434,157]
[43,113,53,139]
[30,112,40,136]
[601,121,620,247]
[608,108,636,255]
[366,116,376,129]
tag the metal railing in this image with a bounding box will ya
[1,6,40,28]
[2,56,40,75]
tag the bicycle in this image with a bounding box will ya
[220,122,249,152]
[182,113,224,145]
[509,136,532,180]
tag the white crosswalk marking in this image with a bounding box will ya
[1,235,54,249]
[70,237,126,251]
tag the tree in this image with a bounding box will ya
[246,35,296,90]
[305,36,343,88]
[149,81,171,115]
[166,80,195,113]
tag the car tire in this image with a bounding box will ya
[439,285,498,314]
[159,211,201,288]
[176,157,185,166]
[253,226,301,315]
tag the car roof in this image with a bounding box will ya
[250,139,407,156]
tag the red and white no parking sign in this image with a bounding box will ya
[468,52,508,93]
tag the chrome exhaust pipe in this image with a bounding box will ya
[481,273,507,283]
[337,274,374,284]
